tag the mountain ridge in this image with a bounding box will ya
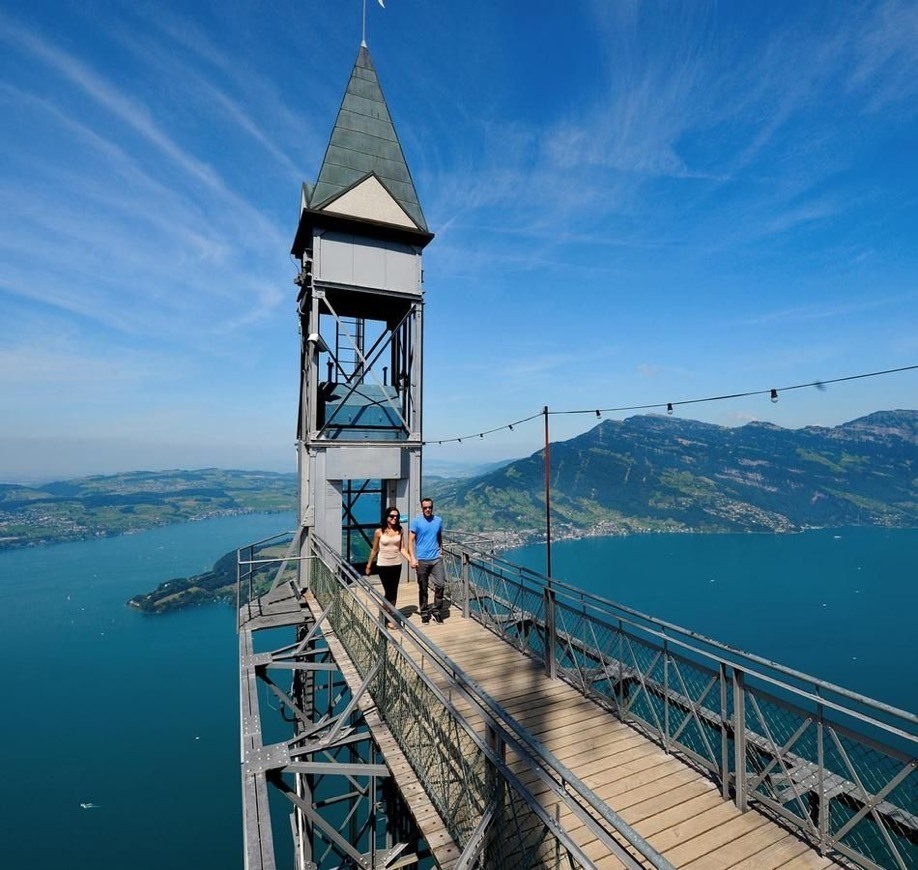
[3,411,915,552]
[430,410,917,537]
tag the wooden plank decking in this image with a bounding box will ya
[379,580,846,870]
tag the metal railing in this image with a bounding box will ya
[441,538,918,870]
[235,530,300,630]
[305,535,674,869]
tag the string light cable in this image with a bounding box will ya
[423,363,918,446]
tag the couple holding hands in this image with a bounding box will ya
[365,497,446,625]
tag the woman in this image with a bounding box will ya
[365,506,410,626]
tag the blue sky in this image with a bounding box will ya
[1,1,916,481]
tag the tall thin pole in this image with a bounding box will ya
[361,0,367,47]
[543,405,552,578]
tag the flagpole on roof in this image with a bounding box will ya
[361,0,385,48]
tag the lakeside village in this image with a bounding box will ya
[0,496,811,556]
[0,503,271,551]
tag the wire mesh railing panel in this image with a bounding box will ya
[737,680,918,870]
[661,652,723,773]
[449,556,547,658]
[311,553,491,846]
[486,778,590,870]
[442,538,918,869]
[740,687,822,835]
[550,601,597,692]
[377,645,489,844]
[307,541,666,868]
[824,723,917,869]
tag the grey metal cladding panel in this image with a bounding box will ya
[313,169,356,198]
[335,110,398,143]
[353,63,377,82]
[347,77,386,103]
[348,71,380,90]
[313,161,366,186]
[341,93,391,122]
[381,180,420,209]
[367,137,406,165]
[325,145,411,183]
[328,130,403,165]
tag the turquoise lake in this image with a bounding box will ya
[506,527,918,713]
[0,517,915,868]
[0,512,295,870]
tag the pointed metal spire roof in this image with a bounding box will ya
[309,46,428,232]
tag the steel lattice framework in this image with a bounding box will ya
[238,530,673,870]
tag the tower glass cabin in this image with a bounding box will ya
[291,45,434,571]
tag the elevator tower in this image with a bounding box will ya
[291,45,433,568]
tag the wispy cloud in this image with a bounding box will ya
[0,15,220,189]
[735,294,916,328]
[0,15,291,347]
[0,13,287,237]
[423,0,917,264]
[104,13,311,180]
[848,0,918,110]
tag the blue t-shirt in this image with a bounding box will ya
[410,514,443,560]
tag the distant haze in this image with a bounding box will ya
[3,409,916,484]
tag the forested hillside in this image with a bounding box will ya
[431,410,918,535]
[0,468,296,549]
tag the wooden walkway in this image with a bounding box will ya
[378,580,846,870]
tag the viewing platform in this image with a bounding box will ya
[237,533,916,869]
[369,586,846,868]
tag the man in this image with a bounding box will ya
[408,497,445,623]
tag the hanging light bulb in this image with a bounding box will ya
[508,424,514,431]
[595,410,601,418]
[770,388,779,403]
[667,403,674,415]
[479,433,484,439]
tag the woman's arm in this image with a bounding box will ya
[365,529,382,575]
[408,529,418,568]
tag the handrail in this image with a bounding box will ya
[445,536,917,730]
[442,536,918,870]
[308,535,675,869]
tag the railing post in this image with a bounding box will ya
[720,661,730,800]
[663,637,670,753]
[617,618,625,720]
[461,551,470,619]
[485,723,505,857]
[236,546,243,632]
[817,692,827,853]
[544,582,556,679]
[733,667,747,812]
